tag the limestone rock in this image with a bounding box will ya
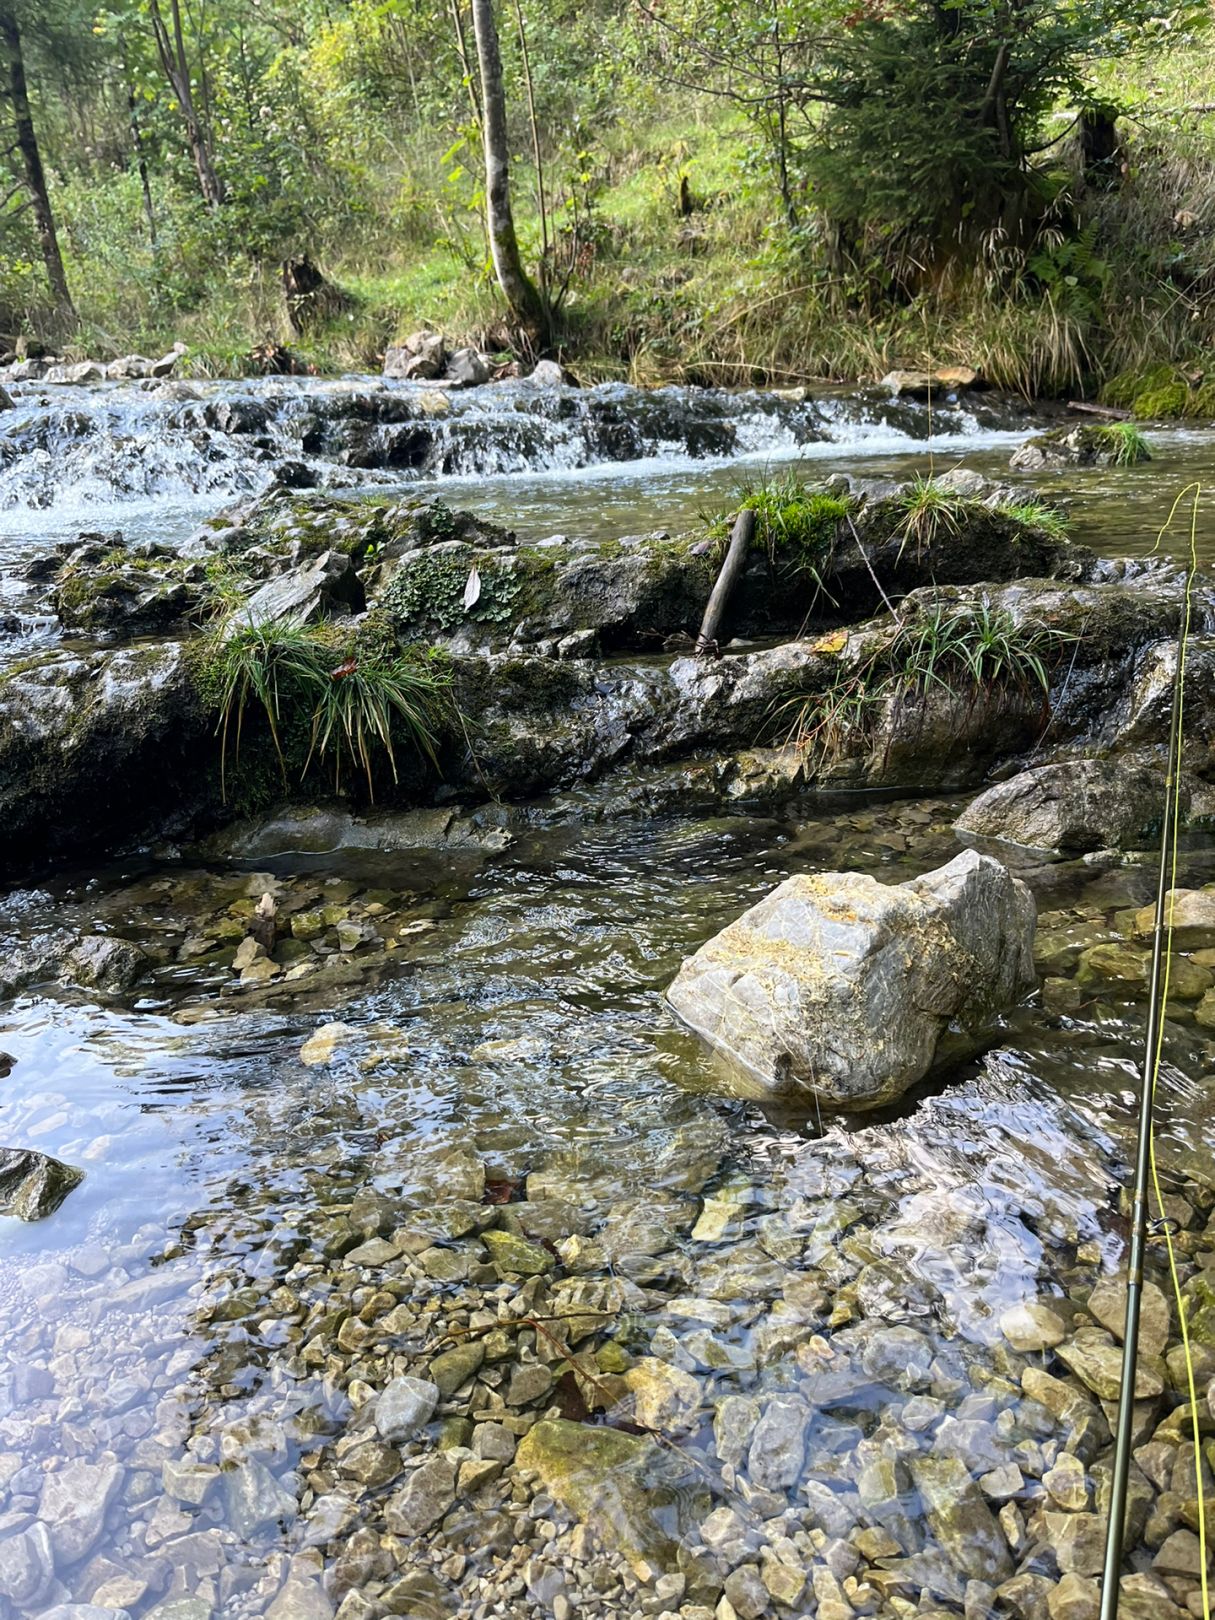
[667,849,1035,1107]
[1047,1573,1099,1620]
[1133,888,1215,950]
[747,1395,809,1491]
[1000,1300,1068,1353]
[444,348,491,388]
[1086,1277,1170,1360]
[64,934,149,992]
[223,1458,298,1538]
[0,1521,54,1605]
[375,1376,439,1444]
[241,549,365,625]
[527,359,569,387]
[515,1419,683,1573]
[384,332,446,380]
[882,367,978,397]
[300,1022,357,1067]
[622,1357,702,1434]
[1056,1327,1164,1401]
[39,1458,125,1563]
[481,1228,554,1276]
[956,759,1171,856]
[0,1147,84,1219]
[384,1455,457,1535]
[106,354,152,380]
[909,1454,1013,1584]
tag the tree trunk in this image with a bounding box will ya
[469,0,548,346]
[147,0,224,211]
[0,8,75,329]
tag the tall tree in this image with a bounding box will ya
[146,0,224,210]
[0,5,75,327]
[469,0,547,344]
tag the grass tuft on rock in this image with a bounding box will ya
[709,473,850,588]
[779,597,1070,766]
[1096,420,1152,466]
[200,617,452,802]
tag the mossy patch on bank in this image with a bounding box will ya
[1101,363,1215,420]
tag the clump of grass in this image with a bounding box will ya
[778,597,1068,766]
[893,478,973,558]
[1097,421,1152,466]
[204,617,451,802]
[995,499,1070,542]
[707,472,850,598]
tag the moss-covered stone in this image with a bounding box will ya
[514,1420,688,1574]
[1101,362,1215,421]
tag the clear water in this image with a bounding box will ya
[1,802,1213,1615]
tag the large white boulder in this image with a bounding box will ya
[667,849,1035,1109]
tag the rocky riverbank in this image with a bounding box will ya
[1,464,1211,876]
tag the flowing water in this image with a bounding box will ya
[2,376,1215,1620]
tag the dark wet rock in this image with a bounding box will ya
[51,535,204,634]
[827,482,1091,612]
[0,1147,84,1220]
[666,849,1035,1108]
[0,641,210,873]
[956,758,1173,856]
[1112,636,1215,779]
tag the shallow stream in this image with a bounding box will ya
[1,376,1214,1620]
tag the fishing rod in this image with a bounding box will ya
[1100,490,1206,1620]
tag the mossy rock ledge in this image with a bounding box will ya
[1,484,1210,874]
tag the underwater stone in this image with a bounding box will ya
[374,1377,439,1444]
[909,1454,1013,1584]
[515,1419,679,1574]
[667,849,1035,1108]
[0,1147,84,1220]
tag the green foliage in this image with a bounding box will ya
[199,617,451,802]
[780,598,1067,765]
[709,474,849,596]
[4,0,1215,397]
[1098,421,1152,465]
[893,479,972,558]
[380,548,523,636]
[995,500,1070,542]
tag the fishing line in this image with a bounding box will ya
[1100,481,1207,1620]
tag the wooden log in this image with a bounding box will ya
[1066,399,1131,419]
[696,508,755,656]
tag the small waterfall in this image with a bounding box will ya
[0,375,1031,519]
